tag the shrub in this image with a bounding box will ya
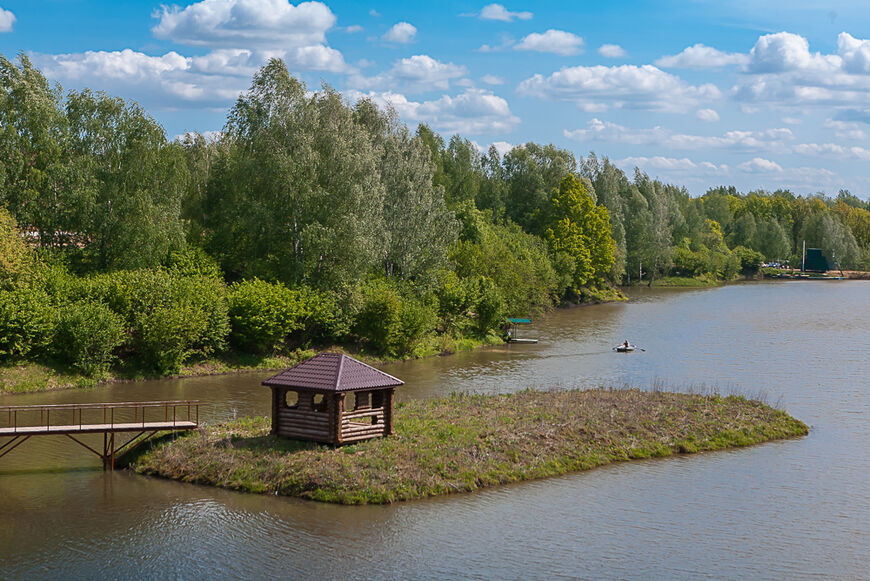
[355,280,437,358]
[228,278,305,352]
[396,296,436,357]
[53,300,126,375]
[0,207,33,289]
[0,285,55,360]
[355,280,402,356]
[732,246,765,275]
[83,269,230,372]
[471,277,505,335]
[134,303,209,374]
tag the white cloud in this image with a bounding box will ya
[696,108,720,122]
[349,88,520,135]
[515,29,583,56]
[481,74,504,85]
[0,6,15,33]
[564,118,792,151]
[794,142,870,160]
[782,116,802,124]
[344,24,363,33]
[479,4,532,22]
[824,118,867,140]
[746,32,838,74]
[34,46,348,109]
[598,44,626,58]
[656,44,748,69]
[490,141,514,156]
[738,157,783,173]
[518,65,721,113]
[382,22,416,43]
[152,0,336,48]
[351,54,467,93]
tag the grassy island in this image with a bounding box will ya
[133,389,807,504]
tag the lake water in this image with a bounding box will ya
[1,281,868,579]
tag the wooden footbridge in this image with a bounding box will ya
[0,400,199,471]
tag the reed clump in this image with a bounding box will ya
[134,389,808,504]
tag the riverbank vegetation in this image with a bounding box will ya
[133,389,808,504]
[2,53,870,391]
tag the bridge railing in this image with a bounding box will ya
[0,400,200,433]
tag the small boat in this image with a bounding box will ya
[614,344,636,352]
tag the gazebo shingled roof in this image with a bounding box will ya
[263,352,404,392]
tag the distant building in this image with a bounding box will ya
[804,248,831,272]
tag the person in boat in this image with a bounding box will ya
[622,339,630,349]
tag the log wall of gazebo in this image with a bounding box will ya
[269,387,395,444]
[263,353,403,446]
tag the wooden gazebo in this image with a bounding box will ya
[262,353,404,446]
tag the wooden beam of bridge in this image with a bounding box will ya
[0,400,199,471]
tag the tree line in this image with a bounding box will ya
[2,53,869,376]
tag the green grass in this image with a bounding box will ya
[0,331,506,395]
[133,389,808,504]
[0,349,316,395]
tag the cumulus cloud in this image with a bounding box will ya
[696,108,720,122]
[348,88,520,135]
[838,32,870,73]
[824,118,867,140]
[738,157,783,173]
[34,46,347,108]
[618,156,718,172]
[793,142,870,160]
[598,44,626,58]
[731,31,870,108]
[490,141,514,156]
[0,6,15,33]
[515,30,583,56]
[656,44,748,69]
[152,0,336,48]
[481,74,504,85]
[351,54,467,93]
[746,32,838,74]
[479,3,532,22]
[382,22,416,43]
[564,118,792,151]
[518,65,720,113]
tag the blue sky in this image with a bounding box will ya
[3,1,870,197]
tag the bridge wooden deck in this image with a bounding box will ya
[0,400,199,471]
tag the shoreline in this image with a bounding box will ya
[0,334,505,396]
[132,389,808,505]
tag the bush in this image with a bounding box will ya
[134,303,209,374]
[54,300,126,375]
[471,277,505,335]
[355,281,402,356]
[0,285,55,360]
[355,280,436,358]
[83,269,230,372]
[0,207,33,289]
[396,295,436,357]
[732,246,765,275]
[228,278,305,352]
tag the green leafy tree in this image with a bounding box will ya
[542,175,615,290]
[206,60,384,287]
[66,89,187,270]
[0,53,92,249]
